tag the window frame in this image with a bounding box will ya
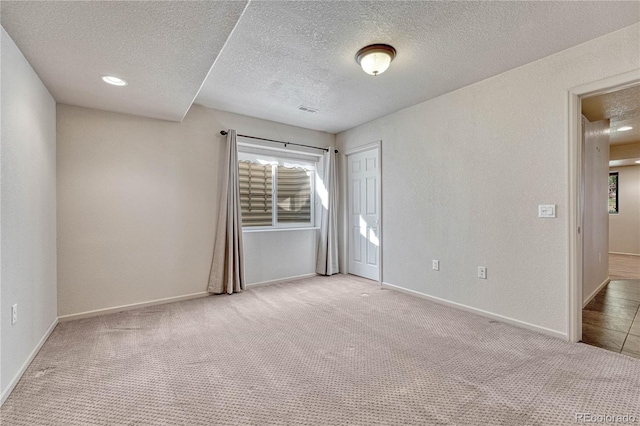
[609,171,619,214]
[237,141,321,231]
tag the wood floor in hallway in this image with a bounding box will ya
[582,254,640,358]
[609,253,640,280]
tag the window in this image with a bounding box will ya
[239,161,273,226]
[609,172,618,214]
[238,148,317,228]
[277,166,312,224]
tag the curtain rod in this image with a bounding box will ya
[220,131,337,154]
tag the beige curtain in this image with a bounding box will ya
[208,129,245,294]
[316,148,339,275]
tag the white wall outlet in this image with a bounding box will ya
[538,204,556,218]
[432,260,439,271]
[11,304,18,325]
[478,267,487,279]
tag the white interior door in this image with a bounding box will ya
[348,147,380,281]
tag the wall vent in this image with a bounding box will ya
[298,105,318,113]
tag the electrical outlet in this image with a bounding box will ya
[478,267,487,279]
[432,260,439,271]
[11,304,18,325]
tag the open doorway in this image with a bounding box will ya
[579,84,640,358]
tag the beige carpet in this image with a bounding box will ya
[2,274,639,425]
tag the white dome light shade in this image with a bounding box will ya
[101,75,128,86]
[355,44,396,76]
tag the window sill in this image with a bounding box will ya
[242,227,320,233]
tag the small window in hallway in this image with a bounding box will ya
[609,172,618,214]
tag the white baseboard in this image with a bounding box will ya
[583,277,610,308]
[246,273,318,288]
[58,292,209,322]
[382,282,567,341]
[1,317,58,406]
[609,251,640,257]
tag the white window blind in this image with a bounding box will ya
[277,166,312,224]
[239,161,273,227]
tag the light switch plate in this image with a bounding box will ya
[538,204,556,218]
[432,260,439,271]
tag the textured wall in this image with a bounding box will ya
[57,104,334,317]
[1,27,57,399]
[243,230,319,285]
[336,24,640,336]
[583,119,610,304]
[610,165,640,255]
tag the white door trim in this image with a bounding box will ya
[345,141,381,156]
[567,69,640,343]
[343,141,383,284]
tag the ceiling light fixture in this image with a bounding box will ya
[355,44,396,76]
[635,160,640,164]
[617,126,633,132]
[101,75,128,86]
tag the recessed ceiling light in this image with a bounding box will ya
[101,75,127,86]
[617,126,633,132]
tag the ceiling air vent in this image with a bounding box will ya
[298,105,318,113]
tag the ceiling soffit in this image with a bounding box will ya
[0,1,248,121]
[583,85,640,146]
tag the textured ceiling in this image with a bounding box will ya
[1,1,638,130]
[583,85,640,146]
[0,1,248,121]
[195,1,640,133]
